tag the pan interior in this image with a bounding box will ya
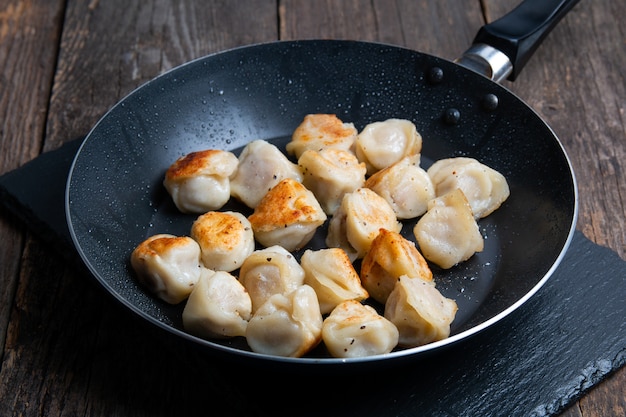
[66,40,576,363]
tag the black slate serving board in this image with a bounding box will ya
[1,139,625,417]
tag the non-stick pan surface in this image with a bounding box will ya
[66,39,577,367]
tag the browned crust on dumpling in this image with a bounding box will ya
[132,234,195,258]
[130,234,201,304]
[287,114,357,157]
[248,178,326,232]
[360,228,432,304]
[165,149,232,180]
[295,114,353,142]
[191,211,250,252]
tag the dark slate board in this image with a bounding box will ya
[1,139,625,417]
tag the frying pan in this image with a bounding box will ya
[66,0,579,369]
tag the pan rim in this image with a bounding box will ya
[65,39,579,366]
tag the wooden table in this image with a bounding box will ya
[1,0,624,415]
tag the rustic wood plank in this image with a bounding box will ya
[0,0,64,168]
[0,0,65,361]
[44,0,278,151]
[279,0,484,59]
[578,367,626,417]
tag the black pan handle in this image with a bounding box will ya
[457,0,581,82]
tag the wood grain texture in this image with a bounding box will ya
[0,0,623,416]
[0,0,65,362]
[0,0,64,169]
[45,0,277,151]
[280,0,483,58]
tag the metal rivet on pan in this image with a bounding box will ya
[443,108,460,125]
[427,67,444,84]
[482,93,499,111]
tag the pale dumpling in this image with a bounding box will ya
[286,113,358,159]
[364,154,435,219]
[384,275,457,347]
[427,157,510,219]
[355,118,422,175]
[248,178,327,252]
[163,149,238,213]
[130,234,203,304]
[238,245,305,313]
[246,285,323,357]
[413,188,484,269]
[301,248,369,315]
[322,300,399,358]
[190,211,255,272]
[182,269,252,339]
[326,188,402,261]
[298,148,366,215]
[230,140,303,209]
[360,229,432,304]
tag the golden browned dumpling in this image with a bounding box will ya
[322,300,399,358]
[384,275,458,347]
[230,139,303,209]
[286,114,358,159]
[360,229,432,304]
[245,285,323,357]
[413,188,484,269]
[364,154,435,219]
[298,148,367,215]
[301,248,369,315]
[248,178,327,252]
[190,211,255,272]
[355,118,422,175]
[182,269,252,339]
[238,245,305,313]
[163,149,239,213]
[326,188,402,260]
[427,157,510,219]
[130,234,203,304]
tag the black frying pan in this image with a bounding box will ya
[66,0,579,369]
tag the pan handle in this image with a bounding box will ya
[456,0,581,83]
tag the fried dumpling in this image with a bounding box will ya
[364,154,435,219]
[355,118,422,175]
[286,113,358,159]
[246,285,323,357]
[190,211,255,272]
[322,300,399,358]
[384,275,457,347]
[301,248,369,315]
[427,157,510,219]
[230,139,303,209]
[238,245,306,313]
[360,229,432,304]
[298,148,366,215]
[130,234,203,304]
[326,188,402,261]
[248,178,327,252]
[413,188,484,269]
[163,149,239,213]
[182,269,252,339]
